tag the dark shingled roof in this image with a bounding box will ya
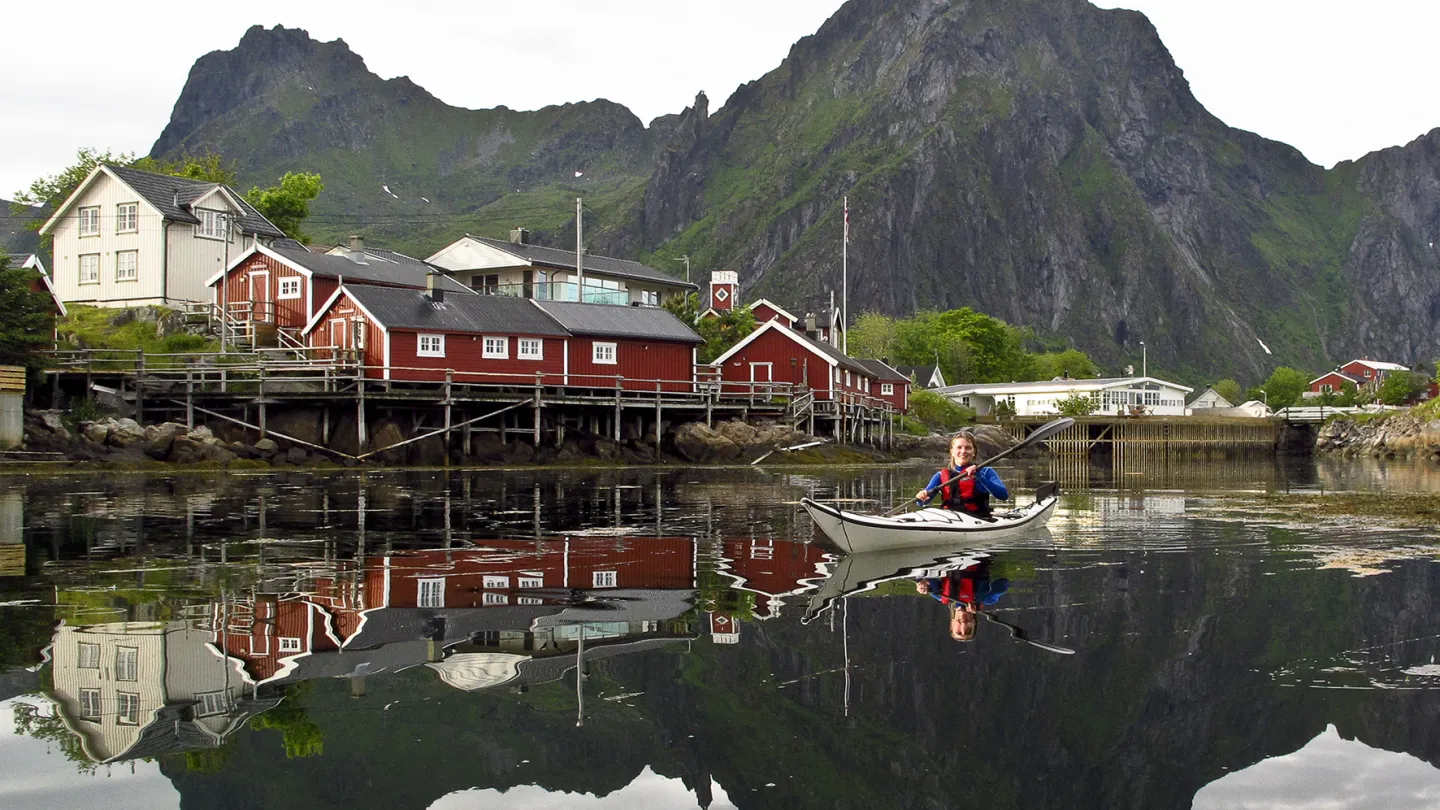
[341,285,571,336]
[534,300,703,343]
[105,164,286,238]
[268,245,455,288]
[853,358,909,383]
[469,236,697,290]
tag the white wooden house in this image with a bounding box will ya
[38,165,285,307]
[937,376,1193,417]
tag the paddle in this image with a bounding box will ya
[886,417,1075,516]
[981,611,1075,655]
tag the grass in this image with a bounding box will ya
[57,305,219,356]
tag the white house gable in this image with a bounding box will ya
[425,237,529,273]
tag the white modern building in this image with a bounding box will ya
[936,376,1194,417]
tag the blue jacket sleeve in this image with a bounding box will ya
[917,471,944,504]
[975,467,1009,500]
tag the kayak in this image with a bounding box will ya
[801,482,1060,554]
[802,543,994,623]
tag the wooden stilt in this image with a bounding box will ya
[357,377,368,451]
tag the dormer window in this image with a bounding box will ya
[196,209,231,240]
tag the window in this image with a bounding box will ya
[79,254,99,284]
[116,202,138,232]
[278,637,302,653]
[78,206,100,236]
[116,692,140,725]
[115,647,138,682]
[640,290,659,306]
[418,578,444,608]
[518,576,543,589]
[1320,384,1334,394]
[278,277,302,299]
[79,689,101,720]
[713,287,729,302]
[844,370,851,387]
[518,338,543,360]
[115,250,137,282]
[592,570,617,588]
[78,642,100,669]
[881,383,894,396]
[417,333,445,357]
[483,575,510,589]
[471,273,500,294]
[483,336,509,359]
[197,691,228,717]
[517,596,543,606]
[482,592,509,606]
[353,320,365,350]
[593,342,617,365]
[196,209,232,240]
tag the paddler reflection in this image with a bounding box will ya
[915,557,1009,641]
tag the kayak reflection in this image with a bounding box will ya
[915,557,1009,641]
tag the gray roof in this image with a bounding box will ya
[896,365,943,384]
[534,300,703,343]
[853,358,909,383]
[341,285,571,336]
[268,245,453,288]
[4,253,33,268]
[471,236,696,290]
[105,164,286,239]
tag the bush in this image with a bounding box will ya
[910,389,975,432]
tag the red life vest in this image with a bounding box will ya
[936,574,979,606]
[938,466,991,516]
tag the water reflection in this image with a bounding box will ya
[2,462,1440,809]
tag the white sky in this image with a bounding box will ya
[3,0,1439,198]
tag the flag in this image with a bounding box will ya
[843,198,849,242]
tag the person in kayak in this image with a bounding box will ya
[915,558,1010,641]
[914,432,1009,516]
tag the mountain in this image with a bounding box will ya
[150,3,1440,383]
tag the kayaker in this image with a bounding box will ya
[914,432,1009,516]
[915,559,1010,641]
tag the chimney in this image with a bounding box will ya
[509,227,530,245]
[709,270,738,312]
[349,234,364,253]
[427,271,444,304]
[805,313,817,333]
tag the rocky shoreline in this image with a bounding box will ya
[1314,411,1440,460]
[16,411,1022,471]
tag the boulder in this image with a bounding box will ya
[80,421,110,444]
[187,425,215,442]
[107,418,147,448]
[145,433,176,460]
[715,420,760,448]
[38,411,69,438]
[167,436,206,464]
[286,447,309,465]
[673,423,741,463]
[253,438,280,456]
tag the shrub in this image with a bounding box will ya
[910,389,976,432]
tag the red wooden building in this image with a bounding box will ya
[710,320,880,402]
[853,358,912,411]
[748,298,798,328]
[1308,370,1364,396]
[301,282,703,388]
[206,239,457,334]
[8,253,66,317]
[717,537,833,619]
[1337,358,1408,386]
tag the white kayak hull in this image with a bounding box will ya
[801,490,1059,554]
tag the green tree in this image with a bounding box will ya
[1029,349,1099,381]
[892,308,1031,385]
[1259,367,1310,409]
[1055,392,1099,416]
[908,389,975,431]
[245,171,324,243]
[0,256,59,368]
[1377,370,1429,406]
[249,683,325,759]
[12,702,96,772]
[848,312,899,361]
[664,293,757,363]
[1213,379,1244,405]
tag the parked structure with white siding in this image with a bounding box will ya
[937,377,1194,417]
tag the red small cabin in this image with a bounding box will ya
[1308,370,1363,395]
[1337,359,1407,385]
[710,320,878,403]
[854,358,912,411]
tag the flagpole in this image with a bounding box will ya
[842,196,848,354]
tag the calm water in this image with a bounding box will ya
[1,458,1440,809]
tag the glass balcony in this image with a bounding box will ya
[475,281,634,306]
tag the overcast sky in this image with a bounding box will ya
[4,0,1439,198]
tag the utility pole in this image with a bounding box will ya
[220,212,231,353]
[575,197,584,303]
[676,254,690,284]
[1140,341,1147,378]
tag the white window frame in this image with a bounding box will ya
[483,336,509,359]
[78,206,100,236]
[418,578,445,608]
[518,576,543,589]
[115,250,138,282]
[116,202,138,233]
[881,383,894,396]
[78,642,100,669]
[517,596,543,606]
[482,575,510,589]
[278,637,302,653]
[115,647,138,682]
[197,691,228,717]
[417,333,445,358]
[116,692,140,726]
[79,253,100,285]
[518,338,543,360]
[196,209,231,241]
[482,592,509,606]
[352,319,365,350]
[278,277,302,300]
[592,570,617,588]
[79,689,102,720]
[593,342,617,365]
